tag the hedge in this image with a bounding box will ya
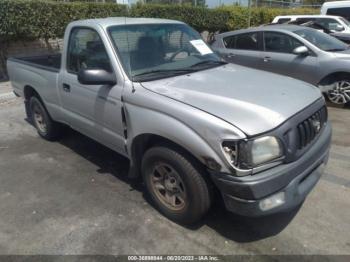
[0,0,319,43]
[0,0,128,42]
[0,0,318,78]
[129,4,232,34]
[218,6,317,30]
[130,4,317,32]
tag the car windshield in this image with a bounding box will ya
[340,17,350,26]
[293,28,349,51]
[108,23,224,81]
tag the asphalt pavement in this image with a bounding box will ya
[0,82,349,255]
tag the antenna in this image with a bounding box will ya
[121,0,135,92]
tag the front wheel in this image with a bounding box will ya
[326,79,350,105]
[142,146,212,224]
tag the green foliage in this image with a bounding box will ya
[0,0,319,43]
[0,0,319,78]
[217,6,318,30]
[0,0,128,43]
[130,4,231,33]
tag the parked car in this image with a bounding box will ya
[212,24,350,105]
[7,18,331,224]
[272,15,350,35]
[286,19,350,44]
[321,1,350,21]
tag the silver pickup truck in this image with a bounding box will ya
[7,18,332,224]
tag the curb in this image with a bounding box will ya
[0,92,16,102]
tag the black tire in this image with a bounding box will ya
[141,146,212,224]
[29,96,62,141]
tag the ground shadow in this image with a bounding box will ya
[57,128,143,192]
[51,127,299,243]
[197,202,301,242]
[326,101,350,109]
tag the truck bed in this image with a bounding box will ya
[7,54,61,73]
[7,54,62,108]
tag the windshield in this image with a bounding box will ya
[340,17,350,27]
[108,23,224,81]
[293,28,349,51]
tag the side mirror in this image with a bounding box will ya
[293,46,309,56]
[334,25,345,32]
[77,69,116,86]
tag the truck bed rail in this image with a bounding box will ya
[7,54,61,73]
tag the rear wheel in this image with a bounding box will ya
[142,146,212,224]
[327,79,350,105]
[29,96,62,141]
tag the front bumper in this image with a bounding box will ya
[210,123,332,217]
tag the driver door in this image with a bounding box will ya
[58,27,125,153]
[261,31,320,84]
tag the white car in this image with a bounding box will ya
[321,1,350,21]
[272,15,350,35]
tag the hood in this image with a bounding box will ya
[141,64,321,136]
[331,48,350,59]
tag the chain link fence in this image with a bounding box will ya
[206,0,322,8]
[51,0,323,8]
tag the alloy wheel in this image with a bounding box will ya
[327,80,350,104]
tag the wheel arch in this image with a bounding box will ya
[23,85,40,100]
[23,85,46,118]
[129,133,222,179]
[318,71,350,86]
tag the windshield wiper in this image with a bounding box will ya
[189,60,227,68]
[133,68,196,81]
[132,61,226,81]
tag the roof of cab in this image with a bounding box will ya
[69,17,184,28]
[322,0,350,7]
[274,15,341,19]
[262,24,309,32]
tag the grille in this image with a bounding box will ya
[297,106,327,150]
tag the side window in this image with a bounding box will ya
[327,8,350,21]
[223,35,236,49]
[235,32,259,51]
[67,28,112,74]
[264,32,303,54]
[296,18,316,24]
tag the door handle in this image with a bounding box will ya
[263,56,272,62]
[226,53,236,58]
[62,83,71,92]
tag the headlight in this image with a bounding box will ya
[251,136,282,166]
[222,136,283,171]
